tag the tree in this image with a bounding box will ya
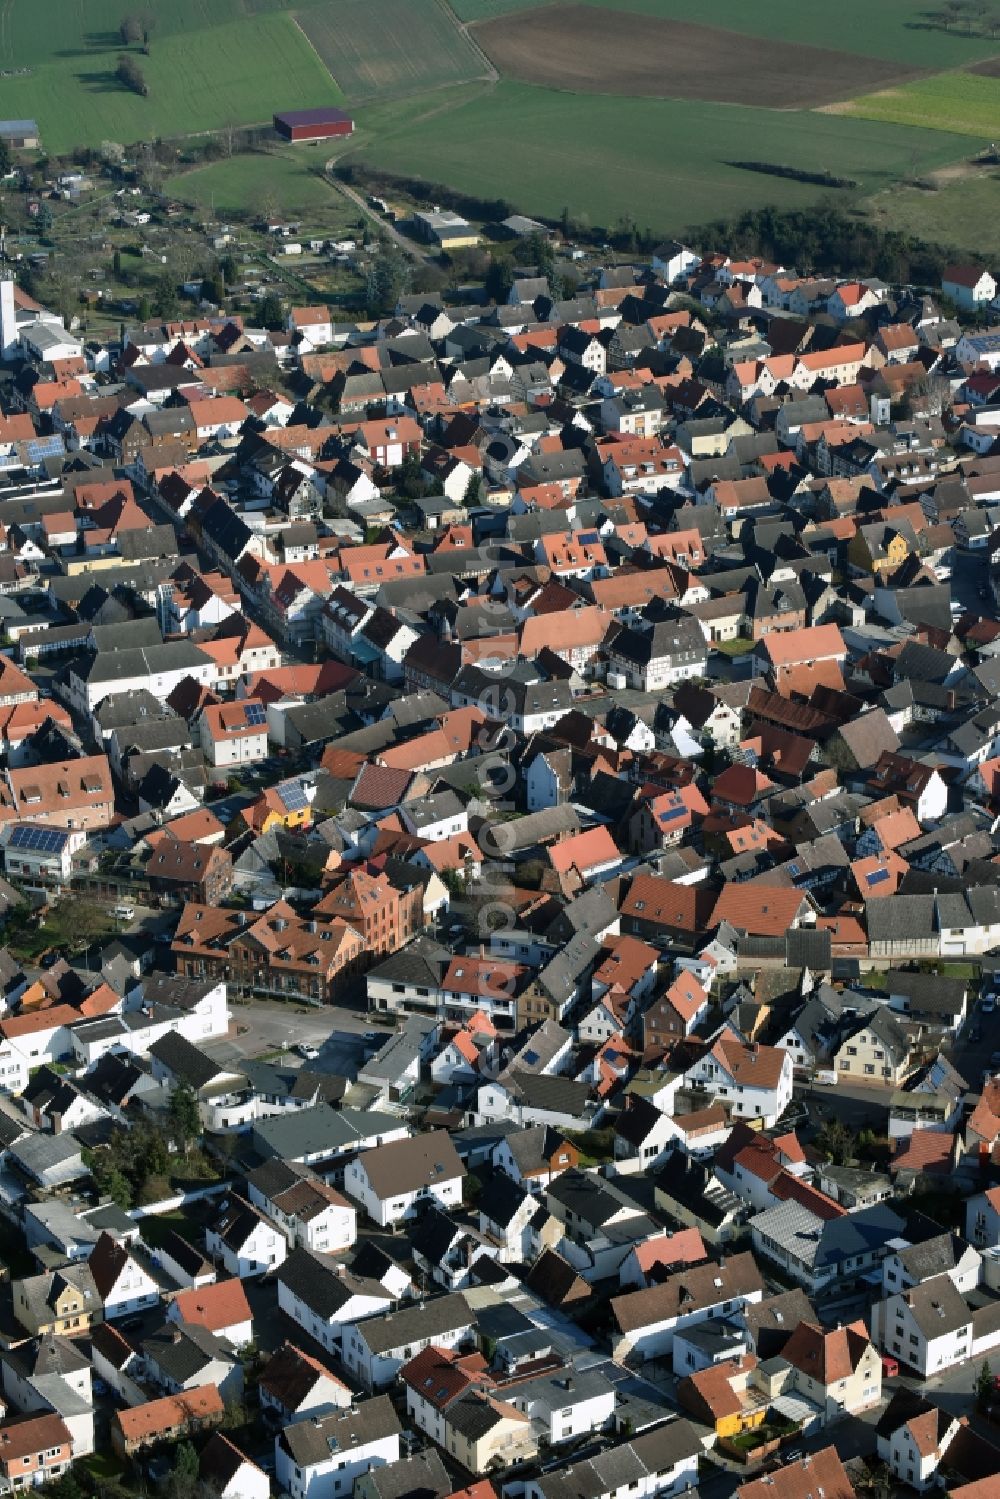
[260,292,284,331]
[168,1083,201,1156]
[976,1359,995,1405]
[119,14,143,45]
[816,1116,854,1166]
[136,292,152,322]
[365,244,411,316]
[484,252,515,303]
[152,272,178,319]
[116,54,148,97]
[522,229,554,277]
[202,271,225,305]
[462,472,482,507]
[167,1440,201,1499]
[0,138,10,176]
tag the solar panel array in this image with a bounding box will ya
[866,868,891,887]
[24,436,65,463]
[243,702,266,727]
[278,780,308,812]
[9,824,68,853]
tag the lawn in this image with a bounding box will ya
[841,70,1000,135]
[354,81,982,238]
[0,13,344,153]
[165,149,346,221]
[4,899,117,962]
[297,0,488,100]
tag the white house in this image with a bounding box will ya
[206,1194,287,1280]
[876,1391,963,1493]
[684,1031,793,1127]
[967,1185,1000,1249]
[524,1421,702,1499]
[942,266,996,312]
[881,1233,981,1300]
[276,1248,392,1359]
[88,1233,160,1321]
[611,1252,764,1361]
[502,1364,616,1446]
[199,1435,269,1499]
[342,1293,475,1391]
[258,1341,352,1427]
[344,1130,465,1227]
[167,1278,254,1349]
[876,1274,974,1377]
[248,1159,357,1253]
[275,1393,401,1499]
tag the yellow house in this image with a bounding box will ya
[441,1393,535,1473]
[243,783,315,835]
[14,1265,103,1337]
[832,1010,911,1085]
[847,522,910,578]
[677,1355,767,1439]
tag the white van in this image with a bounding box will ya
[113,903,135,922]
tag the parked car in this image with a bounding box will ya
[296,1043,320,1060]
[983,995,996,1014]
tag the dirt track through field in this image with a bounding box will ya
[472,3,930,108]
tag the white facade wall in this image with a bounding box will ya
[276,1430,400,1499]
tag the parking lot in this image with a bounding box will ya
[227,997,391,1079]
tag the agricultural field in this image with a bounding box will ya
[0,12,343,153]
[572,0,1000,69]
[355,81,982,238]
[297,0,489,101]
[473,6,927,108]
[838,70,1000,136]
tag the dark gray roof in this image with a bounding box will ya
[280,1394,400,1468]
[356,1293,472,1355]
[277,1248,392,1322]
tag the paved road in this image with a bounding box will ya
[326,168,436,266]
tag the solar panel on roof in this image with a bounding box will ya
[243,703,266,726]
[278,781,308,812]
[577,531,599,545]
[9,824,68,853]
[658,805,686,824]
[24,436,65,463]
[866,868,890,887]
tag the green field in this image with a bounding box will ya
[165,149,338,217]
[0,13,343,153]
[866,169,1000,257]
[450,0,550,16]
[842,70,1000,135]
[355,81,983,237]
[0,0,339,64]
[297,0,488,100]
